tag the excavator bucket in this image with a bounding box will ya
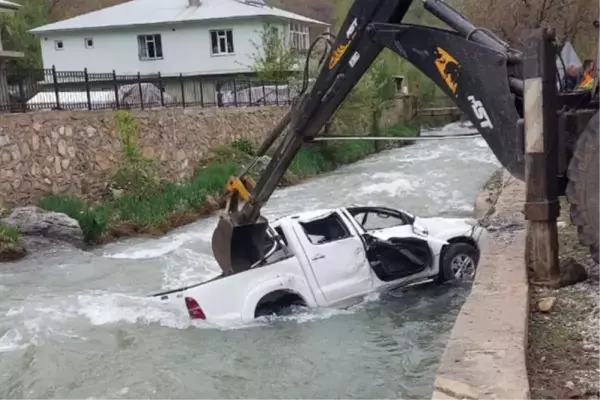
[211,215,269,275]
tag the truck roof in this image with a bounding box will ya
[272,208,341,225]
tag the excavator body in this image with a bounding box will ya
[211,0,600,274]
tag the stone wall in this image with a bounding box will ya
[0,106,288,208]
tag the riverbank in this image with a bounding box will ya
[432,169,530,399]
[0,116,419,261]
[433,168,600,399]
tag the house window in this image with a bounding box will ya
[210,29,234,55]
[137,34,163,60]
[54,40,64,50]
[84,38,94,49]
[289,23,309,52]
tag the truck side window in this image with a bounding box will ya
[300,213,351,245]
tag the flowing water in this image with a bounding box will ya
[0,122,500,399]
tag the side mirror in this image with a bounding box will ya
[411,220,429,236]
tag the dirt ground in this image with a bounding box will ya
[527,198,600,399]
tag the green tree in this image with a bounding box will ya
[0,0,53,71]
[249,23,300,83]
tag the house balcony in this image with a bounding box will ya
[0,28,24,62]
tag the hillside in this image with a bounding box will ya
[50,0,336,24]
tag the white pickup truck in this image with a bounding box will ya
[153,206,487,323]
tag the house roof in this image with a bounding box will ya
[0,0,21,11]
[29,0,329,34]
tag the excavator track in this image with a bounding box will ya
[566,111,600,263]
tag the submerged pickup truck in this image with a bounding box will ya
[153,206,487,323]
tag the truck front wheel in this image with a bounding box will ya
[437,242,480,283]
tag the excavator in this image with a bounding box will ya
[211,0,600,275]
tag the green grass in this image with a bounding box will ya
[38,123,419,245]
[0,224,21,245]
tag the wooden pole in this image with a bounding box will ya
[523,28,560,286]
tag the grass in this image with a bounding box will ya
[0,223,26,262]
[0,224,21,245]
[37,121,419,246]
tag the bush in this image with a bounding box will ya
[230,139,256,156]
[38,195,110,243]
[111,111,161,197]
[0,224,20,245]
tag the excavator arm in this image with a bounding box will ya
[212,0,528,275]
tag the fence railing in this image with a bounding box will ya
[1,66,302,113]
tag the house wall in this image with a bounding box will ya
[0,106,288,208]
[38,17,290,75]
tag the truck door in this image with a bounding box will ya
[291,210,372,303]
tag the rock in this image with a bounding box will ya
[0,242,26,262]
[537,296,557,313]
[1,206,84,248]
[560,258,588,287]
[565,381,575,390]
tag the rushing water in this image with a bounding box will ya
[0,122,500,399]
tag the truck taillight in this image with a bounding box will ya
[185,297,206,320]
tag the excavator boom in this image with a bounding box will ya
[212,0,533,275]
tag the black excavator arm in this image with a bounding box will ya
[212,0,528,275]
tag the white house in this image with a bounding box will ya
[29,0,329,77]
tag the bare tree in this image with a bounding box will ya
[458,0,598,56]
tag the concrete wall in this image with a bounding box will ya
[0,106,288,209]
[37,18,301,76]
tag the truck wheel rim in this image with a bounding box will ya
[450,254,475,280]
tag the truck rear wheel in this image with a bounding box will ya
[566,111,599,263]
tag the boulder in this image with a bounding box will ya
[0,242,26,262]
[1,206,84,248]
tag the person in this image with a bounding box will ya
[564,64,582,91]
[577,59,595,90]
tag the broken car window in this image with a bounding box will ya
[300,213,352,245]
[355,211,407,231]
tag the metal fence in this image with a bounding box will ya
[1,67,302,113]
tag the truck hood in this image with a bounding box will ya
[413,216,478,238]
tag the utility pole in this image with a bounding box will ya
[523,28,560,286]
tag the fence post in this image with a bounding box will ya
[84,68,92,110]
[233,79,238,107]
[112,70,120,109]
[248,79,252,106]
[179,73,185,107]
[287,78,291,105]
[199,77,204,107]
[137,72,144,110]
[18,75,26,113]
[523,28,560,286]
[157,72,164,107]
[262,81,266,106]
[52,65,60,110]
[216,80,222,107]
[275,81,279,106]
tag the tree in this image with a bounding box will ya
[249,23,300,83]
[0,0,52,71]
[457,0,598,58]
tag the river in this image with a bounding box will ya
[0,122,500,399]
